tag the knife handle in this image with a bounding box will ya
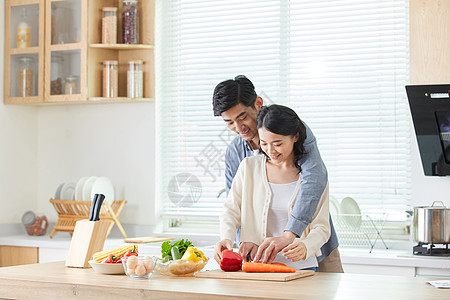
[89,194,99,221]
[93,194,105,221]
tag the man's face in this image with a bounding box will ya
[221,99,263,145]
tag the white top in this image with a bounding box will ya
[267,182,318,269]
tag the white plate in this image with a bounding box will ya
[329,195,340,216]
[75,176,89,201]
[82,176,98,202]
[88,260,124,275]
[54,182,65,199]
[90,177,115,204]
[340,196,362,230]
[60,182,76,200]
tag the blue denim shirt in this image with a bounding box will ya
[225,123,339,262]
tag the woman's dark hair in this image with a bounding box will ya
[212,75,258,116]
[257,104,307,172]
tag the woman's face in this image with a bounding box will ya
[258,127,298,165]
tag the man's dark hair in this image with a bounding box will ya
[257,104,307,172]
[212,75,257,116]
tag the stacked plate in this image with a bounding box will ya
[55,176,115,203]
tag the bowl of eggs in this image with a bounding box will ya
[122,256,155,279]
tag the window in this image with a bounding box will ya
[156,0,410,234]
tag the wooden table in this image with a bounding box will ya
[0,262,448,299]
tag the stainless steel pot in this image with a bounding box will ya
[412,201,450,243]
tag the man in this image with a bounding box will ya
[213,75,343,272]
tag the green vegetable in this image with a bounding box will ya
[161,239,193,260]
[171,246,181,260]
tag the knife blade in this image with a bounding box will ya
[93,194,105,221]
[89,194,99,221]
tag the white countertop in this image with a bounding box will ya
[1,232,449,271]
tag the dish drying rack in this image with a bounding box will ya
[332,213,388,252]
[49,199,127,239]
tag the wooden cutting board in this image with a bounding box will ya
[124,236,175,243]
[195,269,315,282]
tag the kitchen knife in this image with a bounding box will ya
[93,194,105,221]
[89,194,99,221]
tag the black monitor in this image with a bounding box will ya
[406,84,450,176]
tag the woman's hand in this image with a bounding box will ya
[282,241,307,262]
[214,239,233,264]
[254,231,296,263]
[238,242,258,262]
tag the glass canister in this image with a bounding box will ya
[102,7,118,44]
[18,56,35,97]
[127,60,143,98]
[64,75,79,95]
[103,60,118,97]
[17,8,30,48]
[122,0,139,44]
[50,55,64,95]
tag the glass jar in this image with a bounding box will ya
[122,0,139,44]
[50,55,64,95]
[127,60,143,98]
[102,7,118,44]
[18,56,35,97]
[17,8,30,48]
[64,75,79,95]
[103,60,118,97]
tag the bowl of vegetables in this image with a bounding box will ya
[154,239,209,276]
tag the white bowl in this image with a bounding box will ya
[88,260,125,275]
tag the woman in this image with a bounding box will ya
[215,104,330,270]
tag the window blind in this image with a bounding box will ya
[155,0,410,233]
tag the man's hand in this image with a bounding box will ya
[282,241,307,262]
[254,231,296,263]
[214,239,233,264]
[238,242,258,262]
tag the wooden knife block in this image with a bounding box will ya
[65,219,110,268]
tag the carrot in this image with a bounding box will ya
[242,262,296,273]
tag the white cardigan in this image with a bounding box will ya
[220,155,330,259]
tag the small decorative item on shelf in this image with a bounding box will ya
[17,8,30,48]
[127,60,143,98]
[122,0,139,44]
[65,75,79,95]
[18,56,34,97]
[103,60,118,98]
[102,7,118,44]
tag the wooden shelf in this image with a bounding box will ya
[48,43,82,52]
[88,97,155,103]
[9,47,40,55]
[89,43,154,50]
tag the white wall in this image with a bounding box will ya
[36,104,156,225]
[0,1,38,223]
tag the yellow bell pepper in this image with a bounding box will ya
[181,246,207,262]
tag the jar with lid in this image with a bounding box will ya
[122,0,139,44]
[18,56,35,97]
[50,55,64,95]
[64,75,79,95]
[17,8,30,48]
[102,7,118,44]
[22,211,48,236]
[103,60,118,98]
[127,60,143,98]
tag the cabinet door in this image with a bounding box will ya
[44,0,87,102]
[4,0,45,104]
[0,246,39,267]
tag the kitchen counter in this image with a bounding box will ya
[0,261,448,299]
[2,233,450,276]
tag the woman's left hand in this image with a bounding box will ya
[282,241,307,262]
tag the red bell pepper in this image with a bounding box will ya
[104,254,121,263]
[123,245,138,258]
[220,250,243,272]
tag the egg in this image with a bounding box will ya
[135,263,147,276]
[126,256,138,269]
[127,267,135,275]
[143,256,154,272]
